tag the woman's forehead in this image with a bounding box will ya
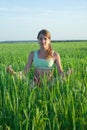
[38,34,48,38]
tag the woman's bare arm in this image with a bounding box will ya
[24,51,34,75]
[54,52,72,79]
[54,52,64,77]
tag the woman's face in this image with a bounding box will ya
[38,34,50,50]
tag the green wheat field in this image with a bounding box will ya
[0,41,87,130]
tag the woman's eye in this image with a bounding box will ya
[44,38,47,40]
[39,38,42,40]
[39,37,47,40]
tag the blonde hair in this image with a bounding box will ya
[37,29,53,59]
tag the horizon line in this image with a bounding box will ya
[0,39,87,43]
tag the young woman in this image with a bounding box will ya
[7,29,71,86]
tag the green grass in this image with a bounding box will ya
[0,42,87,130]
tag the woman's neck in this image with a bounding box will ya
[40,47,47,52]
[38,49,47,59]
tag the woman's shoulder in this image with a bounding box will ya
[53,50,60,58]
[53,51,61,63]
[29,51,34,56]
[28,51,35,59]
[29,50,39,57]
[29,50,38,54]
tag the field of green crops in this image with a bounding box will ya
[0,41,87,130]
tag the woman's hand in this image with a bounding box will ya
[17,71,26,80]
[7,65,16,75]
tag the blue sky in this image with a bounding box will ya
[0,0,87,41]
